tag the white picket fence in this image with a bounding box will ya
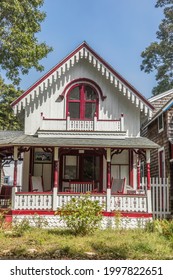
[141,177,170,219]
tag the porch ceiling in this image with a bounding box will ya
[0,131,159,149]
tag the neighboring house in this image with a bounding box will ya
[0,42,158,227]
[141,88,173,214]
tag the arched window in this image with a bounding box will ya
[67,84,98,119]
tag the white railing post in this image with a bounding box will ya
[94,113,97,131]
[106,188,111,212]
[67,112,70,130]
[53,188,57,211]
[120,113,124,131]
[11,186,16,210]
[147,188,152,214]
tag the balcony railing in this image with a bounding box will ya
[40,114,124,132]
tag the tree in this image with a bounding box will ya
[0,77,23,130]
[0,0,52,85]
[141,0,173,95]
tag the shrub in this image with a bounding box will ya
[12,218,31,237]
[145,219,173,239]
[55,194,103,235]
[0,210,8,229]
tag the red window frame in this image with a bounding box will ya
[66,83,98,120]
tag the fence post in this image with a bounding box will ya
[11,186,16,210]
[147,189,152,214]
[106,188,111,212]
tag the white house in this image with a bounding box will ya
[0,42,159,227]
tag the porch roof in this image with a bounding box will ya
[0,131,159,149]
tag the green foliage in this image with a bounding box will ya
[145,219,173,238]
[0,210,8,229]
[55,195,103,235]
[32,214,48,228]
[0,76,23,129]
[141,0,173,95]
[0,0,52,84]
[12,217,31,237]
[0,227,173,259]
[114,210,122,229]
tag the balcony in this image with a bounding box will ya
[39,114,125,132]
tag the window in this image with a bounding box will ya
[62,154,101,182]
[158,148,165,178]
[67,84,98,119]
[63,155,79,180]
[158,113,164,132]
[4,176,10,185]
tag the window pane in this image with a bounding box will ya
[158,114,163,130]
[83,156,100,181]
[63,156,78,180]
[85,86,97,100]
[83,156,94,180]
[69,87,80,100]
[69,103,80,118]
[85,103,96,119]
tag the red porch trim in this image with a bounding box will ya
[102,212,152,218]
[15,191,52,195]
[54,160,59,188]
[146,163,151,190]
[137,160,141,189]
[107,162,111,189]
[13,160,17,188]
[12,210,55,215]
[129,150,133,187]
[11,210,152,218]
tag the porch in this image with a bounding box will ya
[12,188,149,214]
[0,133,159,220]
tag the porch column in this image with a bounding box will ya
[12,146,18,210]
[106,148,111,212]
[137,159,141,189]
[129,150,134,188]
[146,149,151,190]
[146,149,152,213]
[53,147,59,211]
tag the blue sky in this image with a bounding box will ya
[4,0,164,98]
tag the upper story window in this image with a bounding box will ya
[67,84,98,120]
[158,113,164,133]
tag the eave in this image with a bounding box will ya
[11,41,154,119]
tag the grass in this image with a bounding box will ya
[0,226,173,259]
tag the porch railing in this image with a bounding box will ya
[14,192,53,210]
[111,194,147,212]
[12,191,148,213]
[57,193,106,210]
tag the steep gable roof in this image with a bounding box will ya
[11,41,154,118]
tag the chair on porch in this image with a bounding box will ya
[30,176,44,192]
[111,178,126,194]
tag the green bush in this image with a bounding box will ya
[55,194,103,235]
[145,219,173,239]
[12,218,31,237]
